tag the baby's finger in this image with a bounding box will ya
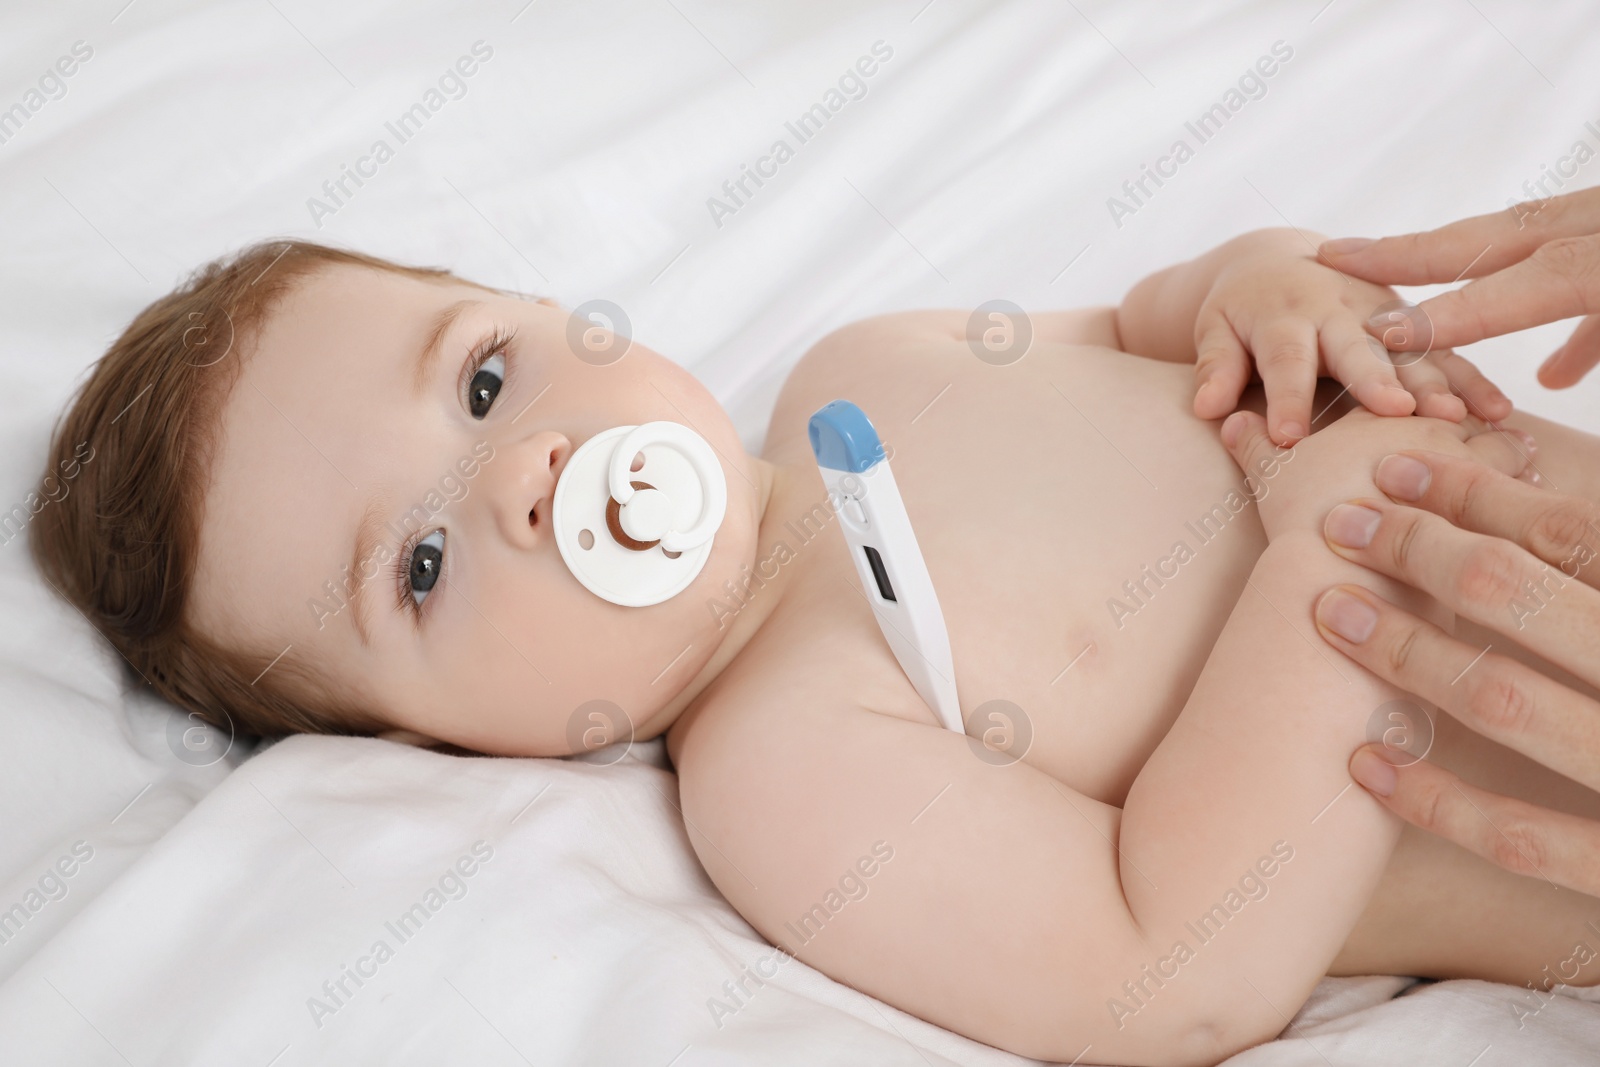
[1250,318,1319,444]
[1220,409,1290,484]
[1393,352,1466,422]
[1194,316,1251,419]
[1318,317,1414,416]
[1434,349,1513,422]
[1463,427,1534,479]
[1453,412,1538,483]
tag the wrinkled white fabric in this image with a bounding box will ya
[3,0,1599,1062]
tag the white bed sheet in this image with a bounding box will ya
[3,0,1600,1062]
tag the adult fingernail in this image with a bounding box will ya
[1325,503,1382,548]
[1322,237,1375,255]
[1375,454,1431,500]
[1316,587,1378,642]
[1367,309,1406,337]
[1350,746,1397,797]
[1279,420,1305,442]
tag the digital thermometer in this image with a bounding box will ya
[808,400,963,734]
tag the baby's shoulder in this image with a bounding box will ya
[799,309,970,371]
[765,311,972,453]
[793,305,1124,382]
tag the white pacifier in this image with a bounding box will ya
[551,421,728,607]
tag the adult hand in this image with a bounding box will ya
[1311,448,1600,894]
[1320,184,1600,396]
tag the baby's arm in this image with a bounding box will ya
[1115,409,1533,1052]
[1115,531,1437,1050]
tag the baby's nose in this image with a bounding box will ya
[492,431,570,548]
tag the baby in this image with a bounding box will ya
[31,229,1600,1065]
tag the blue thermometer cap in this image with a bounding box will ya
[808,399,886,474]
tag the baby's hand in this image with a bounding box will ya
[1192,249,1509,446]
[1218,406,1535,544]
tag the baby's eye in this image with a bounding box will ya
[408,530,446,608]
[468,352,505,419]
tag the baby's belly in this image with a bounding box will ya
[762,338,1290,806]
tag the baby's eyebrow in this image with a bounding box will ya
[411,298,481,398]
[348,491,390,649]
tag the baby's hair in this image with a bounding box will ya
[29,239,483,742]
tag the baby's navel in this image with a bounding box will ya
[1047,636,1099,687]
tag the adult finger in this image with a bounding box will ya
[1347,743,1600,894]
[1194,314,1253,419]
[1319,186,1600,285]
[1371,450,1592,578]
[1377,233,1600,351]
[1321,495,1600,689]
[1318,317,1414,416]
[1538,313,1600,389]
[1315,584,1600,793]
[1250,317,1319,443]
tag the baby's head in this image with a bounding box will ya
[31,241,762,756]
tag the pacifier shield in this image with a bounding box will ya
[552,423,725,607]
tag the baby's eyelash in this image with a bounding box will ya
[391,533,430,621]
[456,324,516,405]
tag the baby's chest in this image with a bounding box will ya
[757,339,1267,805]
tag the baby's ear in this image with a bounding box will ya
[378,728,438,748]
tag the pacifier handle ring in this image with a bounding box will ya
[608,421,727,552]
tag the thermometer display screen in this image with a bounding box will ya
[862,545,897,603]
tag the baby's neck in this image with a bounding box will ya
[645,453,805,746]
